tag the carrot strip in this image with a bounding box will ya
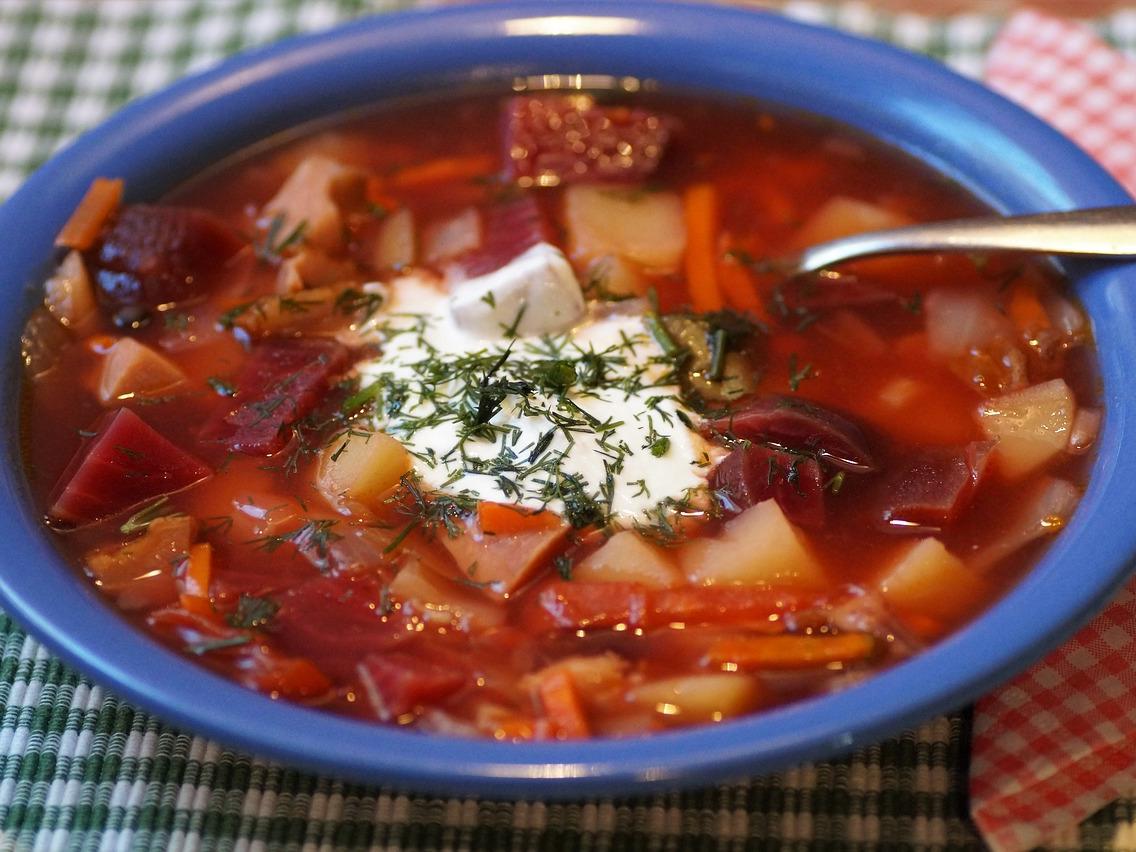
[390,154,498,189]
[706,633,877,670]
[1007,283,1051,333]
[477,501,562,536]
[716,248,764,315]
[55,177,123,250]
[537,669,590,739]
[683,183,724,312]
[179,542,212,600]
[364,175,400,213]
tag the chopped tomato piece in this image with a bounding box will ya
[711,443,826,528]
[357,652,465,722]
[47,408,211,527]
[200,338,349,455]
[504,94,673,184]
[88,204,244,308]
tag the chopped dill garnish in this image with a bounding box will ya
[206,376,236,397]
[227,594,279,630]
[185,635,251,656]
[256,213,307,262]
[554,554,573,580]
[787,354,815,392]
[120,497,181,535]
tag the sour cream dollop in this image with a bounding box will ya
[357,263,719,526]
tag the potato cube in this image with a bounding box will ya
[316,430,411,508]
[564,185,685,270]
[792,196,911,247]
[979,378,1075,478]
[98,338,187,404]
[878,537,991,637]
[574,531,684,589]
[627,674,761,724]
[678,500,827,590]
[44,250,98,334]
[388,561,505,631]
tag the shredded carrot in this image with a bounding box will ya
[715,246,765,316]
[55,177,123,250]
[706,633,877,670]
[390,154,498,189]
[179,542,212,600]
[683,183,724,312]
[363,175,400,213]
[477,501,562,537]
[1007,283,1051,333]
[537,669,590,739]
[246,654,332,699]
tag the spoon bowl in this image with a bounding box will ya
[788,205,1136,277]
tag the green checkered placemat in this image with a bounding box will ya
[3,2,1136,850]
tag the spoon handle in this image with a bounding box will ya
[796,205,1136,274]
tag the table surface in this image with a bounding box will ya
[3,2,1136,850]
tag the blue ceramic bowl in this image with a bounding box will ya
[2,2,1135,798]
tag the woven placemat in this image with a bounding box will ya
[3,2,1136,849]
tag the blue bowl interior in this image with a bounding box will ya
[2,1,1135,797]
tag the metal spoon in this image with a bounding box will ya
[784,205,1136,277]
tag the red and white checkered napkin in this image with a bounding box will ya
[970,11,1136,851]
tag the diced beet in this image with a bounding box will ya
[773,271,897,316]
[455,195,551,278]
[271,574,410,681]
[876,441,994,533]
[504,94,673,185]
[47,408,211,527]
[710,443,826,528]
[706,396,876,472]
[89,204,244,309]
[201,338,349,455]
[357,652,466,721]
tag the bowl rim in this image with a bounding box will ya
[2,0,1136,798]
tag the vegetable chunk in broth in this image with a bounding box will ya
[20,88,1097,740]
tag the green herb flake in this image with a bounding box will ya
[120,497,181,535]
[554,554,573,580]
[185,634,251,656]
[227,594,280,630]
[207,376,236,397]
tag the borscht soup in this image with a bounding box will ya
[19,86,1097,740]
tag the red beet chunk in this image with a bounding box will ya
[706,396,876,472]
[457,195,551,278]
[89,204,244,308]
[504,94,672,185]
[201,338,349,455]
[772,271,897,319]
[47,408,211,527]
[357,652,466,721]
[877,441,994,533]
[711,443,826,528]
[272,574,409,680]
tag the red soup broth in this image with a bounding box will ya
[20,88,1098,739]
